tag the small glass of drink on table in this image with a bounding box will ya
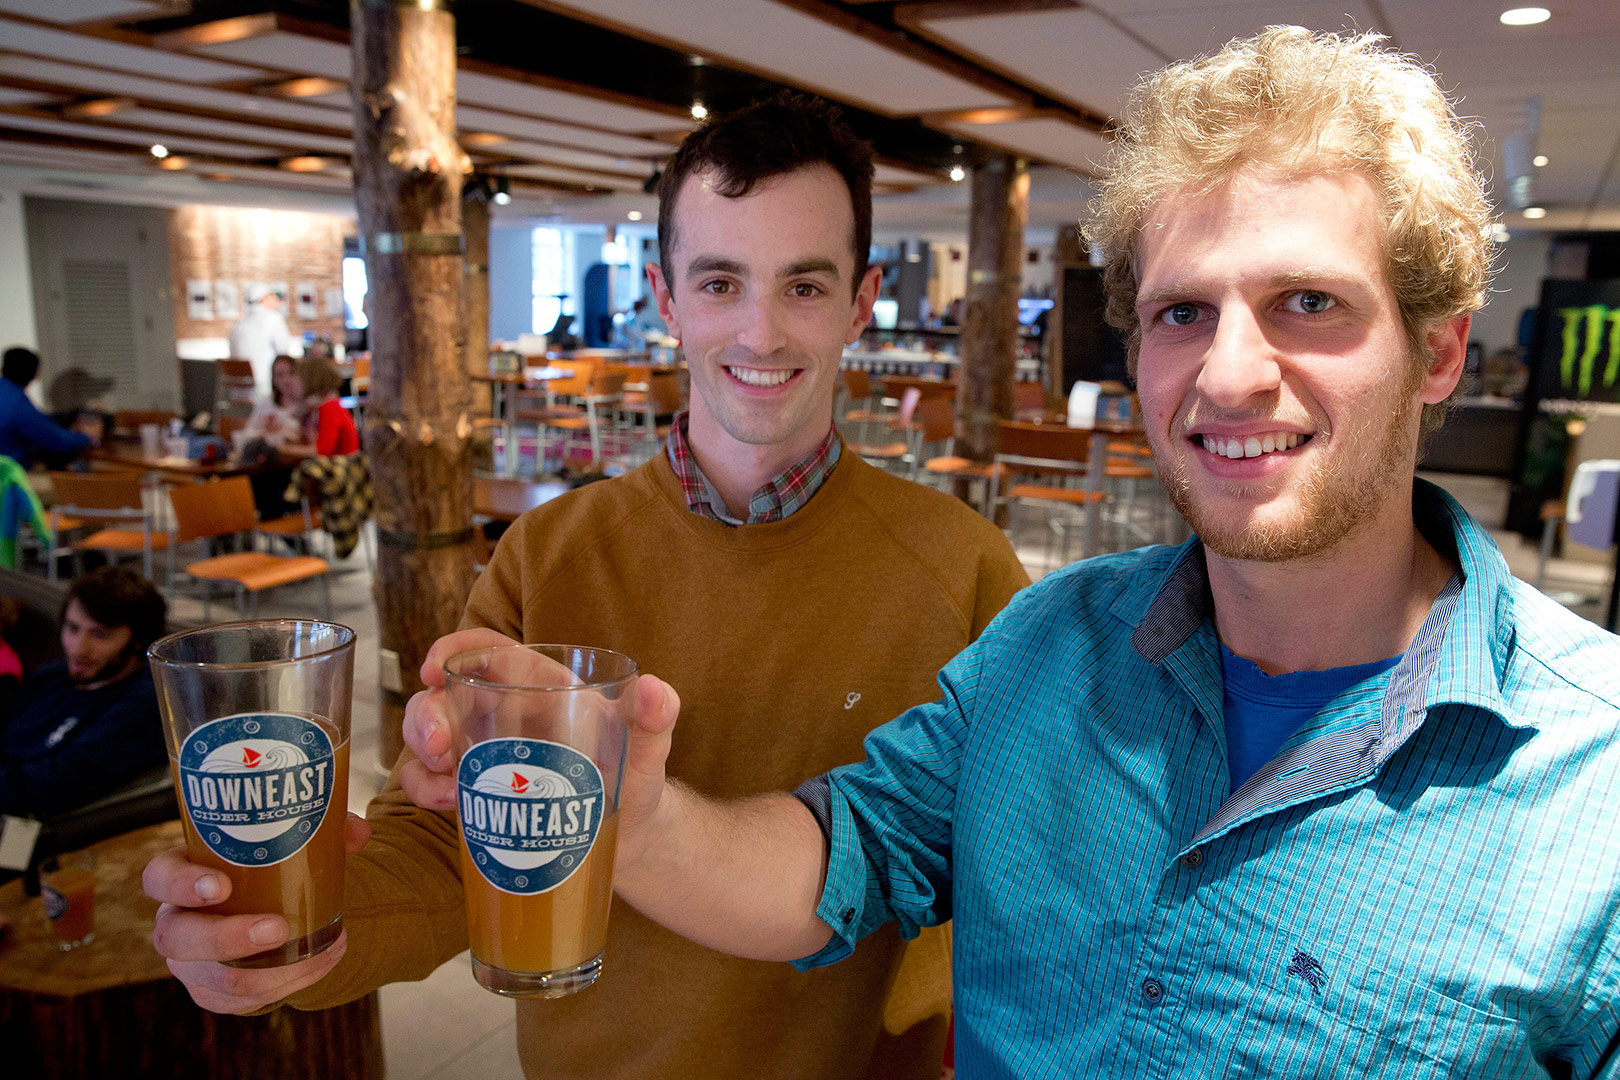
[442,643,635,998]
[148,620,355,968]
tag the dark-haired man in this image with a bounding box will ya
[2,566,167,817]
[390,30,1616,1077]
[0,347,96,469]
[146,94,1028,1079]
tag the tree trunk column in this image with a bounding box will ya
[958,153,1029,462]
[462,189,490,410]
[350,0,476,772]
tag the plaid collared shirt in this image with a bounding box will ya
[665,411,841,526]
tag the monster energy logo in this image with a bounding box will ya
[1557,305,1620,397]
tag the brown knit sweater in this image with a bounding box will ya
[289,449,1029,1079]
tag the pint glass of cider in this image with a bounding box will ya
[148,620,355,969]
[443,644,635,999]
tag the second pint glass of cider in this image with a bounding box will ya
[148,620,355,969]
[443,643,635,999]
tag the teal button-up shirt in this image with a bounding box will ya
[799,480,1620,1078]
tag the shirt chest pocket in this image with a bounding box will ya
[1221,947,1540,1079]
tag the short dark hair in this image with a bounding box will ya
[657,92,874,299]
[64,566,167,653]
[3,347,41,386]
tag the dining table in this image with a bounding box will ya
[473,474,570,523]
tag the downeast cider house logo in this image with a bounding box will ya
[458,737,604,896]
[178,713,336,867]
[1557,305,1620,398]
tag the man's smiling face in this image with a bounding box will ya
[648,165,878,476]
[1133,170,1462,563]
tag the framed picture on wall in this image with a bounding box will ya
[295,281,318,321]
[213,279,240,320]
[186,279,213,321]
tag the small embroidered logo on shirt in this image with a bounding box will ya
[1286,949,1328,994]
[844,692,861,710]
[46,716,79,748]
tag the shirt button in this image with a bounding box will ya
[1180,848,1204,869]
[1142,978,1164,1003]
[840,907,855,923]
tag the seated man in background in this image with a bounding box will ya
[2,566,166,818]
[0,347,98,469]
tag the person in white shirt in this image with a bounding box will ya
[227,287,297,398]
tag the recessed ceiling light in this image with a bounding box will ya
[281,156,331,173]
[1499,7,1550,26]
[150,144,169,158]
[1522,206,1547,219]
[627,210,643,221]
[690,103,708,121]
[157,155,189,171]
[1533,154,1549,167]
[949,165,966,182]
[493,191,511,205]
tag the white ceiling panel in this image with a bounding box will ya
[0,55,354,128]
[1116,2,1383,73]
[938,117,1111,174]
[0,86,49,106]
[490,141,652,176]
[507,162,641,192]
[455,70,685,134]
[876,162,942,185]
[0,112,282,158]
[536,0,1011,116]
[912,6,1161,120]
[108,107,354,154]
[0,19,272,82]
[0,0,158,23]
[456,105,671,158]
[182,31,354,81]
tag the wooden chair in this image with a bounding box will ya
[546,370,627,464]
[216,359,257,417]
[46,470,171,581]
[166,476,330,618]
[847,386,922,472]
[626,369,683,444]
[988,420,1105,569]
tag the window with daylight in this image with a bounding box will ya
[532,226,566,334]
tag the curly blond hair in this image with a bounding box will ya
[1084,26,1493,431]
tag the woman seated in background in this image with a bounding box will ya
[280,356,358,458]
[241,354,305,451]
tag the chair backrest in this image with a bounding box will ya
[48,470,145,515]
[545,359,596,397]
[218,358,257,407]
[914,394,957,445]
[843,369,871,400]
[646,369,684,413]
[168,476,257,544]
[113,409,177,436]
[1012,381,1047,420]
[995,420,1092,466]
[589,371,627,397]
[218,414,248,441]
[351,355,371,389]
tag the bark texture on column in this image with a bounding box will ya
[462,189,490,412]
[958,153,1030,462]
[350,0,475,770]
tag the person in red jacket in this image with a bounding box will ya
[281,357,358,458]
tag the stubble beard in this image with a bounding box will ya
[1161,379,1421,565]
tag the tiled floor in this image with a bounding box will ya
[152,469,1613,1079]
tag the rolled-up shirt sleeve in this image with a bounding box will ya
[792,639,985,970]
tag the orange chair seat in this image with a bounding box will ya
[1105,462,1156,480]
[79,527,172,552]
[925,456,1002,479]
[849,440,908,459]
[547,416,597,432]
[843,408,893,425]
[1006,483,1107,506]
[516,405,586,423]
[186,552,329,590]
[1107,439,1152,457]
